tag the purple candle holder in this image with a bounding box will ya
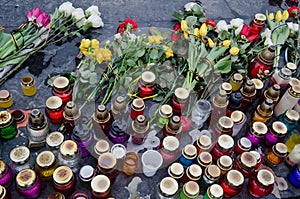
[0,160,13,189]
[246,122,268,147]
[16,169,42,199]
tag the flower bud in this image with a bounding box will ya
[229,46,239,56]
[200,23,207,37]
[208,38,214,48]
[181,20,188,32]
[276,10,282,22]
[194,28,200,37]
[269,13,274,20]
[222,40,231,49]
[282,10,289,21]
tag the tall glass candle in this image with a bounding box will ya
[288,164,300,187]
[220,170,244,197]
[266,143,287,166]
[286,144,300,167]
[210,90,228,125]
[231,110,246,137]
[171,87,189,115]
[91,175,111,199]
[63,101,81,134]
[162,115,182,139]
[92,105,113,138]
[0,160,13,189]
[97,152,118,184]
[52,76,73,104]
[248,169,275,197]
[211,134,234,161]
[26,109,49,145]
[21,76,36,96]
[131,115,149,145]
[53,166,76,196]
[252,98,274,123]
[71,124,93,157]
[0,90,13,109]
[16,169,42,199]
[264,84,280,104]
[130,98,145,120]
[226,92,243,116]
[157,104,173,129]
[58,140,80,173]
[229,73,243,92]
[111,96,128,120]
[108,119,129,145]
[240,80,257,111]
[45,96,64,124]
[269,68,292,92]
[138,71,156,98]
[0,111,17,140]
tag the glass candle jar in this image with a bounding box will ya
[21,76,36,96]
[203,184,223,199]
[0,90,13,108]
[250,151,264,170]
[92,105,113,138]
[26,109,49,145]
[111,144,126,166]
[53,166,76,196]
[9,146,31,173]
[194,134,212,153]
[16,169,42,199]
[130,98,145,120]
[79,165,95,188]
[0,185,10,199]
[197,152,213,170]
[180,181,199,199]
[179,144,197,169]
[226,92,243,117]
[63,101,81,134]
[108,119,129,145]
[229,73,243,92]
[71,124,93,157]
[0,160,13,189]
[240,80,257,111]
[264,84,280,104]
[138,71,156,98]
[156,177,178,199]
[122,152,140,176]
[111,96,128,120]
[58,140,80,173]
[286,144,300,167]
[52,76,73,105]
[46,131,64,155]
[157,104,173,129]
[91,175,111,199]
[97,152,118,184]
[211,134,234,161]
[278,109,299,132]
[159,136,180,166]
[201,164,221,189]
[212,116,234,139]
[70,191,88,199]
[220,170,244,198]
[248,169,275,197]
[45,96,64,124]
[210,90,228,125]
[131,115,149,145]
[265,121,287,147]
[171,87,189,115]
[219,82,232,95]
[249,13,266,39]
[246,121,268,147]
[234,137,252,155]
[167,163,184,181]
[11,110,26,124]
[252,98,274,124]
[269,68,292,92]
[288,164,300,187]
[266,143,288,166]
[94,139,110,158]
[182,164,202,184]
[35,151,58,180]
[217,155,233,176]
[47,191,65,199]
[0,111,17,140]
[233,152,257,178]
[231,110,246,137]
[162,116,182,139]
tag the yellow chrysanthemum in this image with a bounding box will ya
[79,39,91,55]
[91,39,100,49]
[207,38,214,48]
[229,46,240,56]
[276,10,282,22]
[163,46,173,58]
[148,35,163,45]
[199,23,207,37]
[181,20,188,32]
[282,10,289,21]
[222,40,231,49]
[269,13,274,20]
[95,48,112,64]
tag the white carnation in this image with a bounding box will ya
[87,14,104,28]
[85,5,101,17]
[58,1,75,17]
[230,18,244,28]
[287,22,299,32]
[184,2,196,11]
[261,28,272,39]
[72,8,85,21]
[114,33,122,40]
[216,20,228,33]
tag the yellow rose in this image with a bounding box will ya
[276,10,282,22]
[222,40,231,49]
[80,39,91,48]
[181,20,188,32]
[207,38,214,48]
[102,48,112,61]
[194,28,200,37]
[229,46,239,56]
[183,31,189,39]
[269,13,274,20]
[282,10,289,21]
[199,23,207,37]
[148,35,163,44]
[163,46,173,58]
[91,39,100,49]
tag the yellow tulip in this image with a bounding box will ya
[184,31,189,39]
[80,39,91,48]
[181,20,188,32]
[222,40,231,49]
[207,38,214,48]
[282,10,289,21]
[194,28,200,37]
[276,10,282,22]
[163,46,174,58]
[199,23,207,37]
[91,39,100,49]
[269,13,274,20]
[148,35,163,44]
[229,46,239,56]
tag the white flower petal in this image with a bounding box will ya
[216,20,228,33]
[85,5,101,17]
[58,1,75,17]
[72,8,85,21]
[87,14,104,28]
[230,18,244,28]
[184,2,196,11]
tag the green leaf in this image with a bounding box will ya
[231,56,238,62]
[126,59,136,67]
[214,60,232,74]
[186,16,197,27]
[172,12,184,21]
[149,49,159,59]
[0,32,11,47]
[0,55,26,68]
[218,31,229,40]
[277,26,290,45]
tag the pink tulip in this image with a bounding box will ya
[26,7,41,21]
[36,12,50,28]
[26,11,33,21]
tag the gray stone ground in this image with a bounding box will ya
[0,0,297,199]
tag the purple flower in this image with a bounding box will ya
[26,7,41,21]
[36,12,50,28]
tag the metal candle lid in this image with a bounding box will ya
[187,164,202,180]
[198,151,213,166]
[132,115,149,133]
[53,166,73,184]
[251,122,268,137]
[159,104,173,118]
[163,136,179,151]
[205,164,221,180]
[0,111,12,127]
[59,140,78,158]
[231,111,245,124]
[183,181,199,198]
[141,71,156,86]
[111,96,128,114]
[46,131,64,149]
[63,101,81,120]
[0,90,11,102]
[16,169,37,188]
[289,78,300,87]
[10,146,30,164]
[53,76,70,91]
[240,152,257,168]
[21,76,35,87]
[79,165,94,181]
[286,63,297,73]
[217,155,233,170]
[208,184,223,199]
[285,109,300,121]
[0,160,6,175]
[131,98,145,111]
[241,80,256,97]
[174,87,189,103]
[46,96,63,110]
[272,121,287,136]
[258,98,274,116]
[167,116,181,132]
[257,169,275,186]
[251,78,264,90]
[168,163,184,178]
[254,13,266,24]
[98,152,117,169]
[48,192,65,199]
[264,84,280,101]
[219,82,232,95]
[279,68,292,79]
[239,137,252,150]
[93,105,111,123]
[289,85,300,98]
[36,150,55,168]
[159,177,178,196]
[94,140,110,156]
[227,170,244,186]
[182,144,197,159]
[232,73,243,83]
[273,143,288,157]
[217,134,234,150]
[213,90,228,107]
[197,134,212,149]
[91,175,110,193]
[217,116,234,132]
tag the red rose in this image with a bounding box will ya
[173,23,181,31]
[180,116,191,132]
[288,6,300,18]
[117,18,138,33]
[205,19,217,29]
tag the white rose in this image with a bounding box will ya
[264,38,273,46]
[216,20,228,33]
[235,25,243,36]
[287,22,299,32]
[72,8,85,21]
[230,18,244,28]
[184,2,196,11]
[58,1,75,17]
[85,5,101,17]
[261,28,271,39]
[87,14,104,28]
